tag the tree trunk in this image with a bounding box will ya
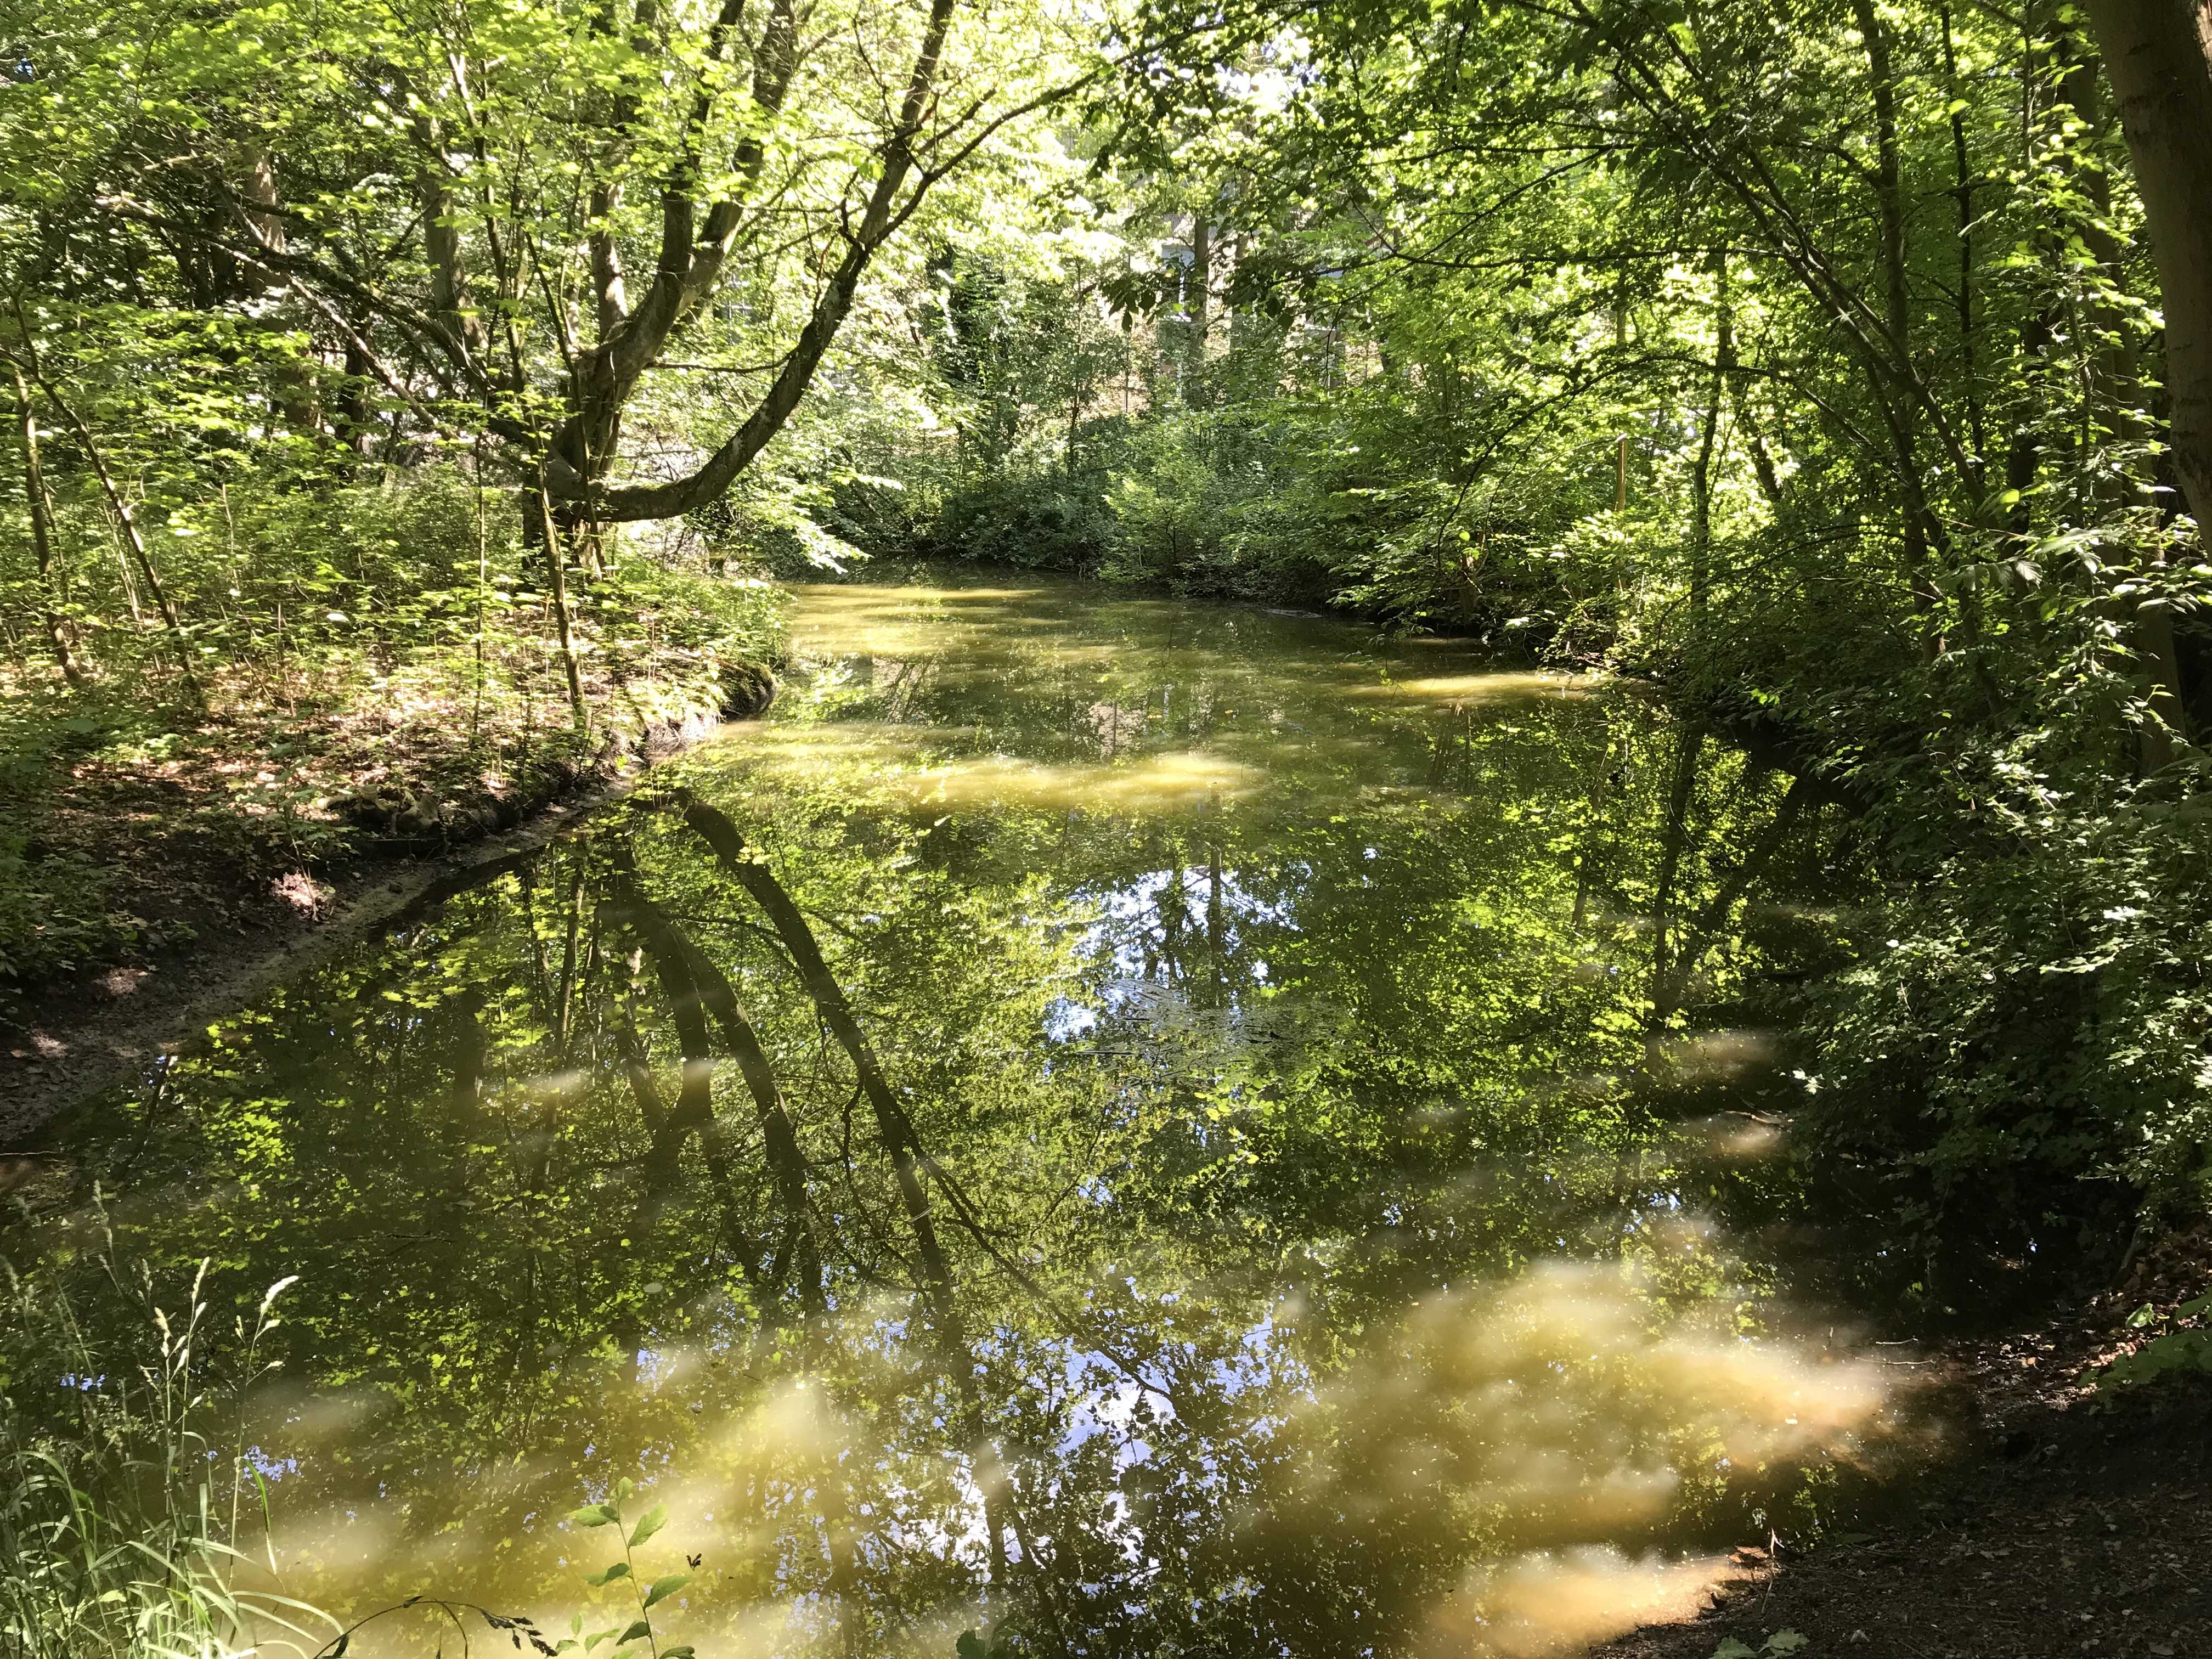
[1850,0,1942,631]
[416,115,486,364]
[1689,253,1729,624]
[2084,0,2211,759]
[531,475,589,732]
[1941,5,1989,465]
[2059,17,2193,772]
[557,0,960,521]
[17,359,199,698]
[1186,219,1211,406]
[2089,0,2212,536]
[336,330,380,467]
[10,368,82,685]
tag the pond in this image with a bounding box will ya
[7,572,1915,1658]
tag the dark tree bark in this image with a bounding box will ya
[2088,0,2212,537]
[2085,0,2211,757]
[1184,218,1211,406]
[1849,0,1941,623]
[1940,5,1989,464]
[1689,252,1729,624]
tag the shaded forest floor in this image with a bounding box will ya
[1597,1232,2212,1659]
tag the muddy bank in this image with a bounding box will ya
[1595,1235,2212,1659]
[0,702,743,1144]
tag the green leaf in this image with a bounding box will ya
[570,1504,619,1527]
[1764,1634,1809,1656]
[1709,1643,1757,1659]
[628,1505,668,1548]
[584,1561,631,1587]
[617,1620,651,1647]
[661,1649,695,1659]
[642,1572,690,1610]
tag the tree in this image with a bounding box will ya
[35,0,1096,530]
[2085,0,2212,539]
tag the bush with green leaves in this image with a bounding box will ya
[2099,1294,2212,1388]
[1796,731,2212,1250]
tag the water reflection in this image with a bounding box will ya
[8,573,1892,1657]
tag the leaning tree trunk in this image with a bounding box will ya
[10,367,82,684]
[12,356,200,700]
[2087,0,2212,754]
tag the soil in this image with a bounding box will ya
[0,710,727,1144]
[1595,1232,2212,1659]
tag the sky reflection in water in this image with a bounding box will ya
[12,573,1900,1657]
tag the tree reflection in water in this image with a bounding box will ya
[11,575,1900,1658]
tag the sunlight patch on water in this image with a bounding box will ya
[904,748,1266,810]
[1434,1545,1734,1656]
[1680,1113,1790,1161]
[712,719,950,768]
[783,585,1085,665]
[1346,670,1602,705]
[709,719,1266,810]
[1320,1258,1889,1483]
[1290,1259,1892,1651]
[1647,1029,1783,1082]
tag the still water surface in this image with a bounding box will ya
[16,575,1909,1657]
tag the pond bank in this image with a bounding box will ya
[0,690,750,1143]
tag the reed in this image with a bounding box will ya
[0,1236,332,1659]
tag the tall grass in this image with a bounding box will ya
[0,1239,332,1658]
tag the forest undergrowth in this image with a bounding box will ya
[0,466,782,1015]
